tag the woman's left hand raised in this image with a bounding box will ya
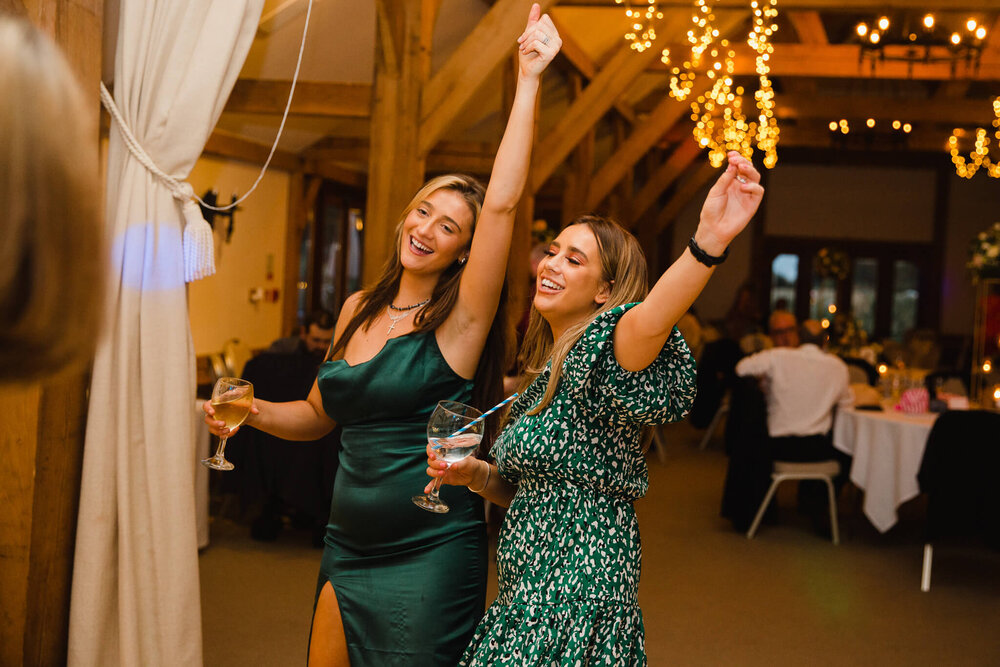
[516,3,561,79]
[695,151,765,256]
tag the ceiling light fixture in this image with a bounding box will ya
[855,11,990,78]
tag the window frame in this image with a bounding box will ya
[762,237,936,340]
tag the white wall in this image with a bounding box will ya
[187,157,290,356]
[764,165,936,241]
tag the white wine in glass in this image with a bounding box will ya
[202,377,253,471]
[412,400,483,514]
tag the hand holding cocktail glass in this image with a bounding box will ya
[201,377,257,470]
[417,394,518,512]
[413,401,484,513]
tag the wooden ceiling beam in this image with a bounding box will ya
[644,160,718,238]
[773,124,956,151]
[530,10,731,193]
[224,79,372,117]
[552,15,637,125]
[787,10,828,46]
[558,0,999,10]
[777,94,998,126]
[585,91,703,211]
[303,137,498,176]
[203,130,303,172]
[419,0,559,156]
[650,43,1000,80]
[625,139,704,227]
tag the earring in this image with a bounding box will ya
[459,256,468,265]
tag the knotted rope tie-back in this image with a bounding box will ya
[99,82,215,283]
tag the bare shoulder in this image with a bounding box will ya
[338,292,365,327]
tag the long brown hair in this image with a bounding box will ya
[518,215,649,416]
[0,16,104,383]
[329,174,511,448]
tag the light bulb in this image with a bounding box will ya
[878,16,890,31]
[856,23,868,37]
[923,14,935,30]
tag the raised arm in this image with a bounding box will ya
[440,4,561,348]
[614,151,764,371]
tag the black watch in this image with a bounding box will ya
[688,236,729,267]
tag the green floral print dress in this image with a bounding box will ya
[460,303,697,666]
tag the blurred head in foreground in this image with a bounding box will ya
[0,15,104,383]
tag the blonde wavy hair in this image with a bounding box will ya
[519,215,649,415]
[0,16,103,382]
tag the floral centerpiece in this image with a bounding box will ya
[968,221,1000,283]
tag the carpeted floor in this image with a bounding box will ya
[199,421,1000,666]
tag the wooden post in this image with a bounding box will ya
[0,3,103,665]
[363,0,436,284]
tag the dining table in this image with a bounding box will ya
[831,404,939,533]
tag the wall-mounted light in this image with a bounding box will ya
[199,189,241,243]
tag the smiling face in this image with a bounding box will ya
[533,223,612,331]
[398,188,475,275]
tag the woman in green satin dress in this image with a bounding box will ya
[203,5,561,665]
[426,152,765,665]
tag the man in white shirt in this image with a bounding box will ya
[735,319,853,526]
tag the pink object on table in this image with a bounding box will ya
[895,387,929,414]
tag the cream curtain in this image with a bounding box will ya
[69,2,264,665]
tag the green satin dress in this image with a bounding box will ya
[315,329,487,666]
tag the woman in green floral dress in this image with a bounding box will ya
[425,151,764,665]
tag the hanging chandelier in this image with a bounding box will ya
[855,12,989,78]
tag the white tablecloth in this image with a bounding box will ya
[832,407,938,533]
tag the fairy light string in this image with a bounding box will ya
[948,98,1000,179]
[661,0,781,168]
[615,0,663,53]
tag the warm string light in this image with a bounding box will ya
[664,0,717,100]
[616,0,663,53]
[663,0,780,167]
[749,0,779,168]
[948,98,1000,179]
[827,118,913,136]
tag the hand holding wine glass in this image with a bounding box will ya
[412,400,484,514]
[202,377,254,471]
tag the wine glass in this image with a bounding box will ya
[412,400,483,514]
[202,377,254,471]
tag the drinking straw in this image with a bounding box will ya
[449,393,519,437]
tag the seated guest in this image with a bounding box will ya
[734,319,853,529]
[767,308,798,348]
[268,309,335,358]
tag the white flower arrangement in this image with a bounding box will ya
[968,221,1000,283]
